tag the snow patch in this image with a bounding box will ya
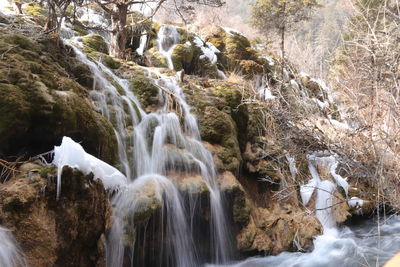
[222,27,242,36]
[193,36,220,64]
[348,197,364,208]
[53,136,127,199]
[0,0,13,15]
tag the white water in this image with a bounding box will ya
[0,227,27,267]
[211,215,400,267]
[209,152,397,267]
[60,27,231,266]
[136,30,147,56]
[157,25,181,69]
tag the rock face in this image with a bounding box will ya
[0,164,109,267]
[0,13,383,266]
[0,27,117,164]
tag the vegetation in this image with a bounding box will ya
[251,0,320,85]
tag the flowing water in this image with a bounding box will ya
[157,25,181,70]
[209,215,400,267]
[63,28,231,266]
[0,226,27,267]
[56,25,400,267]
[209,152,399,267]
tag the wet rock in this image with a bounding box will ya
[0,30,117,164]
[81,34,108,54]
[0,166,110,267]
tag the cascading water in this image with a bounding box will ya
[62,28,231,266]
[210,152,400,267]
[0,226,27,267]
[157,25,181,70]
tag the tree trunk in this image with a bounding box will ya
[110,4,128,58]
[13,2,23,14]
[280,3,286,89]
[280,25,286,88]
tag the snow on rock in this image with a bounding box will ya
[348,197,364,208]
[300,152,349,206]
[328,118,350,131]
[53,136,127,199]
[193,36,220,65]
[222,27,243,36]
[0,0,13,15]
[260,55,275,67]
[285,152,298,180]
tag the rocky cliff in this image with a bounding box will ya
[0,8,381,266]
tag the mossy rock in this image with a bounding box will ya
[24,3,45,17]
[171,43,195,71]
[0,30,118,164]
[239,60,264,78]
[81,34,108,54]
[206,30,227,52]
[144,47,168,68]
[72,23,89,36]
[130,74,160,109]
[71,62,94,88]
[4,34,36,50]
[206,28,263,77]
[225,32,255,61]
[197,57,219,79]
[102,55,121,69]
[198,106,232,143]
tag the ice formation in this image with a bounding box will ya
[53,136,127,199]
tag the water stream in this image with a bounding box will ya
[54,24,400,267]
[210,215,400,267]
[0,226,27,267]
[63,28,231,266]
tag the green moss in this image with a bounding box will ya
[233,193,251,226]
[24,3,45,17]
[146,48,168,68]
[39,166,57,178]
[0,83,30,144]
[102,55,121,69]
[81,34,108,54]
[225,33,253,61]
[72,24,89,36]
[211,85,243,109]
[239,60,264,78]
[0,29,118,163]
[71,62,94,88]
[130,74,160,108]
[5,34,34,50]
[171,43,195,71]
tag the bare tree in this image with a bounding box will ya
[93,0,224,58]
[330,0,400,208]
[250,0,320,86]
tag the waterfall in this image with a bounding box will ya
[300,152,349,231]
[157,25,181,70]
[62,29,231,266]
[0,227,27,267]
[136,30,148,56]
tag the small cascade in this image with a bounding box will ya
[0,227,27,267]
[157,25,181,69]
[136,30,147,56]
[61,29,231,266]
[66,40,145,180]
[300,151,349,230]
